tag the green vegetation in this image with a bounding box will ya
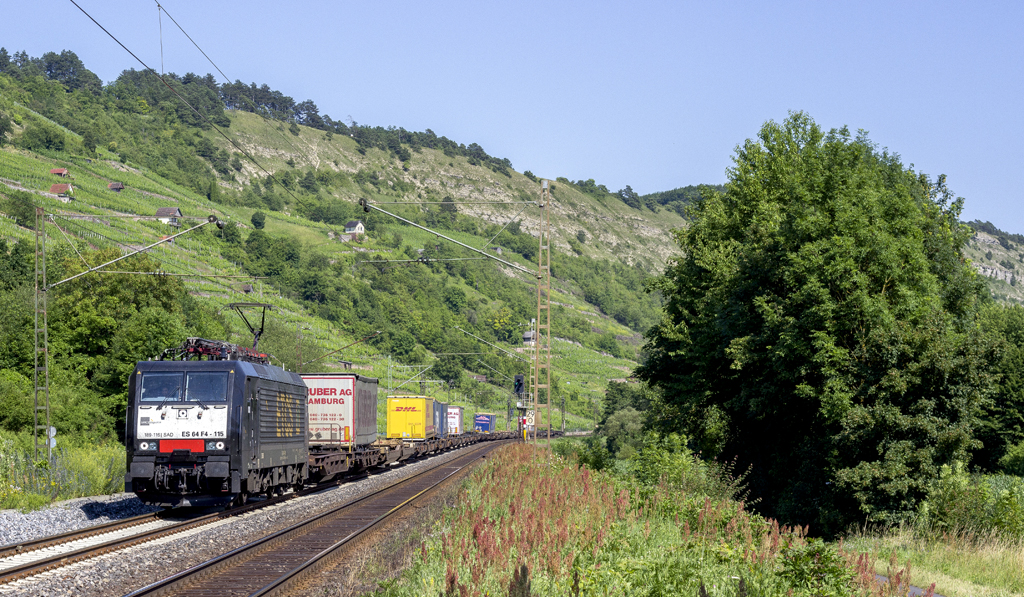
[638,112,996,535]
[0,44,671,507]
[372,440,917,596]
[0,433,125,511]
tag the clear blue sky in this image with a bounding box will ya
[5,1,1024,232]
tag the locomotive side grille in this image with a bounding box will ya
[258,388,305,439]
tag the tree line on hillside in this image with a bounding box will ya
[0,45,724,222]
[0,47,514,196]
[583,113,1024,539]
[967,219,1024,250]
[545,174,726,215]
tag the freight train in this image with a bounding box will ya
[124,337,515,508]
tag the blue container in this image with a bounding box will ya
[434,401,448,439]
[474,413,496,433]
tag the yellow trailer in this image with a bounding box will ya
[386,396,435,440]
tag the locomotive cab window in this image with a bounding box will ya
[140,372,183,402]
[140,372,229,403]
[186,372,229,403]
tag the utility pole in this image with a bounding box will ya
[532,181,552,446]
[33,207,51,465]
[296,322,302,373]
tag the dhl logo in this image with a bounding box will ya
[394,407,419,412]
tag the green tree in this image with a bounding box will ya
[974,303,1024,469]
[20,121,66,152]
[0,189,37,228]
[486,306,519,344]
[638,112,994,533]
[443,285,466,313]
[299,170,318,193]
[0,112,12,147]
[0,369,33,432]
[220,220,242,244]
[440,195,458,225]
[251,210,266,230]
[81,127,99,155]
[602,407,644,458]
[433,355,465,388]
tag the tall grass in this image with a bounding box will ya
[0,438,125,511]
[845,525,1024,597]
[372,444,912,597]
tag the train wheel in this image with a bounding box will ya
[232,491,249,507]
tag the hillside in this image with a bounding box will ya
[0,52,690,442]
[963,221,1024,304]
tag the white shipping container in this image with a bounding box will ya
[302,374,378,447]
[447,405,464,435]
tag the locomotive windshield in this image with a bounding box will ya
[140,372,229,402]
[185,372,229,403]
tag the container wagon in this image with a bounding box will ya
[474,412,497,433]
[301,373,385,480]
[386,396,436,440]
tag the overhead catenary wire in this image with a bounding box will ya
[148,0,317,170]
[66,0,340,240]
[146,0,538,279]
[151,0,227,82]
[53,215,249,296]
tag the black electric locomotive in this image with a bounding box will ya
[125,337,308,508]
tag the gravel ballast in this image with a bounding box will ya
[0,446,485,597]
[0,495,163,547]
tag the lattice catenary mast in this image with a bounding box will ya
[531,181,553,444]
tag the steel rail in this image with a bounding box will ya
[251,443,504,597]
[123,441,509,597]
[0,511,160,560]
[0,473,366,585]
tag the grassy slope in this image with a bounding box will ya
[216,110,687,271]
[1,110,676,428]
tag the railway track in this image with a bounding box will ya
[0,473,366,586]
[125,440,507,597]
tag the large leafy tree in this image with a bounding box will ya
[974,303,1024,470]
[638,112,995,533]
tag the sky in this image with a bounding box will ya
[4,0,1024,231]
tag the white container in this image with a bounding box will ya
[447,405,464,436]
[302,373,378,447]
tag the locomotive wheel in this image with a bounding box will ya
[232,491,249,507]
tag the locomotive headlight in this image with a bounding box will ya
[138,441,151,450]
[216,441,225,450]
